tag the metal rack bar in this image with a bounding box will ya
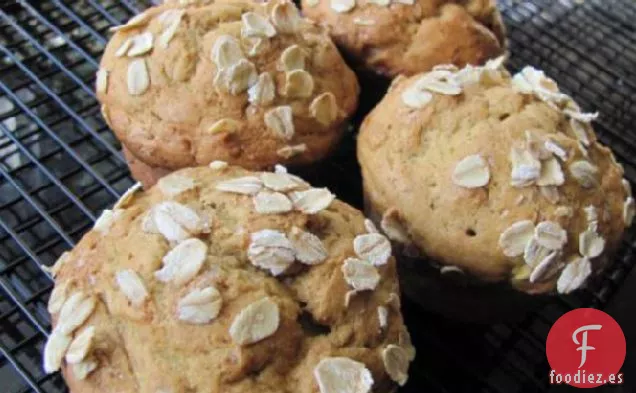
[9,3,102,66]
[48,1,109,45]
[0,165,75,247]
[0,19,123,165]
[117,0,144,14]
[0,122,99,224]
[0,73,121,197]
[0,345,44,393]
[84,0,127,26]
[0,224,51,335]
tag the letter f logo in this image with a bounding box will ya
[572,324,602,368]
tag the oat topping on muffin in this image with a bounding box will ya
[97,0,359,178]
[43,165,413,392]
[358,58,631,294]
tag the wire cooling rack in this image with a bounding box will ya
[0,0,635,392]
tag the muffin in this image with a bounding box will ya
[300,0,506,78]
[122,146,173,188]
[97,0,359,187]
[357,58,634,320]
[42,164,414,393]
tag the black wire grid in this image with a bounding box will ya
[0,0,635,392]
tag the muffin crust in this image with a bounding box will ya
[43,165,414,393]
[357,59,632,294]
[98,0,359,171]
[301,0,505,77]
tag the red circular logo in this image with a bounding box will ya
[546,308,626,388]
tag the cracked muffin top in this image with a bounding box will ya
[357,58,634,294]
[42,164,414,393]
[301,0,506,78]
[97,0,359,171]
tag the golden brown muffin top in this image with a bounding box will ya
[358,58,634,294]
[301,0,506,77]
[97,0,359,170]
[43,164,414,393]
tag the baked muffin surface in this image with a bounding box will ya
[358,58,633,294]
[97,0,359,170]
[43,165,413,393]
[301,0,505,77]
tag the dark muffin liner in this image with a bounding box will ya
[353,69,392,123]
[396,254,550,324]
